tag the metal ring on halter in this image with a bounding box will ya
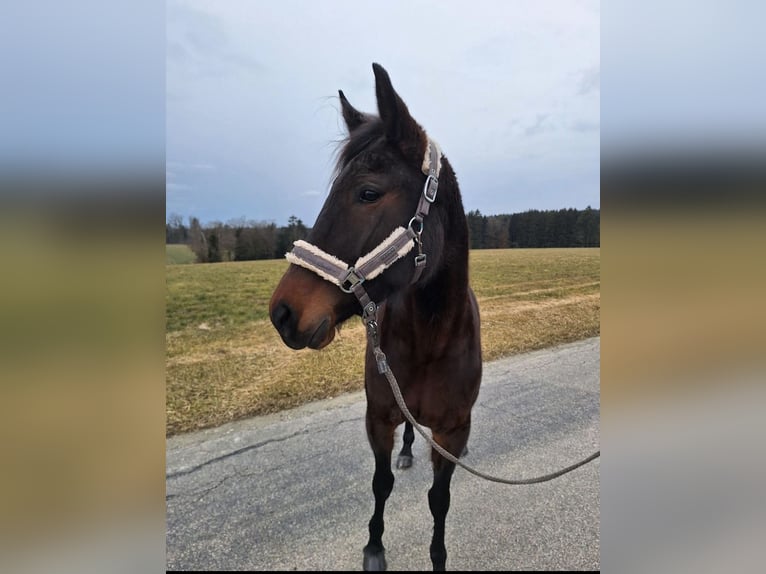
[408,215,424,235]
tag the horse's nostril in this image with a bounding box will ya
[271,300,310,350]
[271,301,292,331]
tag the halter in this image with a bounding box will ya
[285,138,442,372]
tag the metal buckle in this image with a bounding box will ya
[414,253,427,267]
[423,174,438,203]
[340,267,365,293]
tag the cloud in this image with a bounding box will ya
[166,1,263,78]
[525,114,552,137]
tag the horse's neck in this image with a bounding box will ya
[381,251,469,362]
[413,247,468,318]
[394,181,470,329]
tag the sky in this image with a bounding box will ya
[166,0,601,226]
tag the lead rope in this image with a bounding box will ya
[362,301,600,485]
[288,137,599,483]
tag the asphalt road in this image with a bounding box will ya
[166,337,600,571]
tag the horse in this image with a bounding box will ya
[269,63,482,571]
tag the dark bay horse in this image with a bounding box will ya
[269,63,481,571]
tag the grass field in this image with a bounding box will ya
[166,244,198,265]
[166,248,600,436]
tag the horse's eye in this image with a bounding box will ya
[359,189,381,203]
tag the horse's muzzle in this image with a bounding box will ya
[270,300,333,350]
[269,264,345,350]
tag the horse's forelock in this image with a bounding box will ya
[332,119,385,180]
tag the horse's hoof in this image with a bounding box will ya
[396,455,413,469]
[363,548,387,571]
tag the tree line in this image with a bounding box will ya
[466,207,600,249]
[166,214,309,263]
[166,206,599,263]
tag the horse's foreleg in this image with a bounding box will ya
[363,412,396,571]
[428,424,470,571]
[396,421,415,469]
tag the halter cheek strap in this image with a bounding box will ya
[410,137,440,284]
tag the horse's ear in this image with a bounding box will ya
[339,90,367,132]
[372,63,426,163]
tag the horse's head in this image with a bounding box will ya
[270,63,445,350]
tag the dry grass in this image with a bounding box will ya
[166,248,599,436]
